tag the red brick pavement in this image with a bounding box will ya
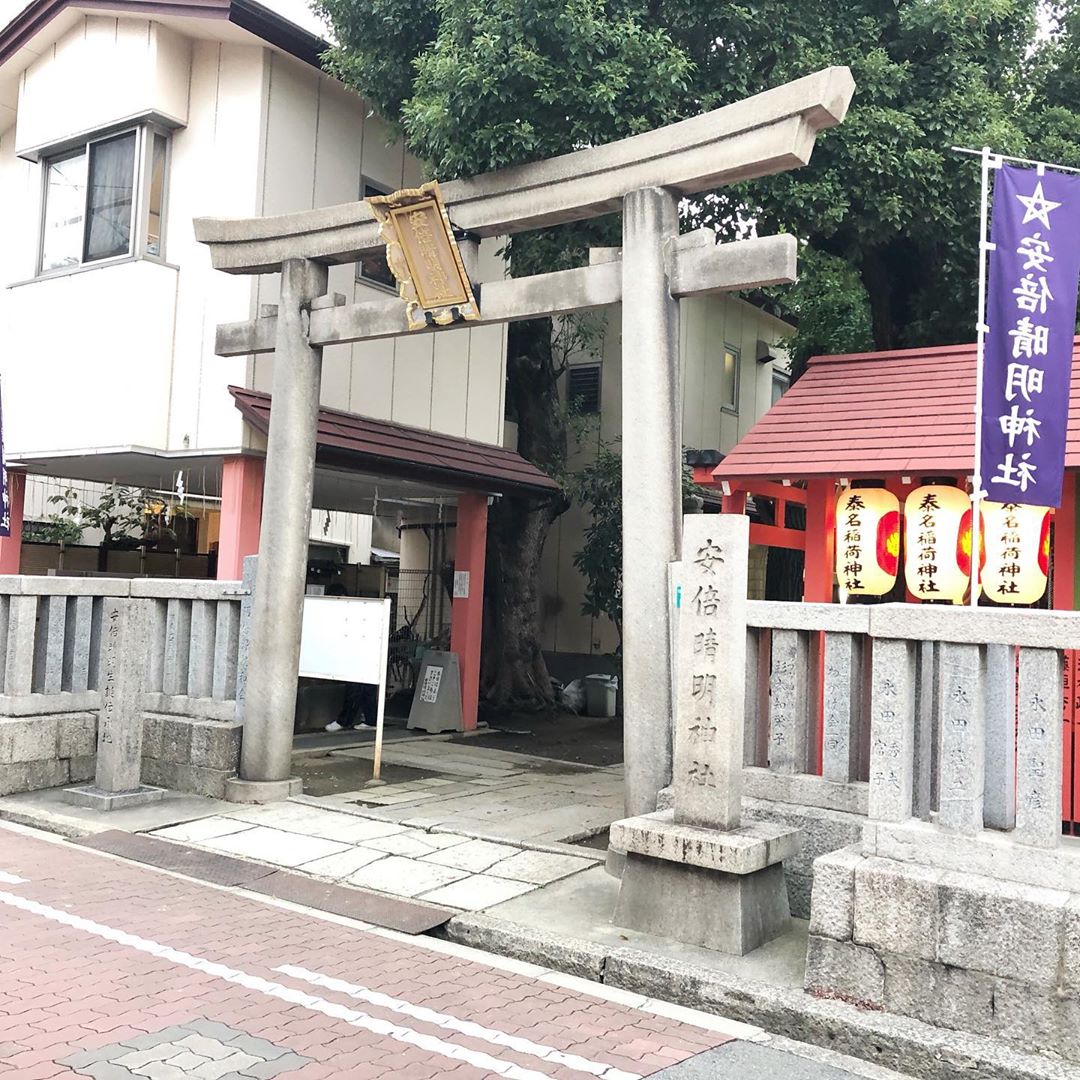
[0,826,731,1079]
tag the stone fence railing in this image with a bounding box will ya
[0,576,246,799]
[739,600,1080,912]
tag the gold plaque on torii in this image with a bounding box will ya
[366,181,481,331]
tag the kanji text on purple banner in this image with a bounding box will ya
[980,163,1080,508]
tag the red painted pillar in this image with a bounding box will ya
[217,456,265,580]
[1053,473,1078,830]
[803,478,836,602]
[0,469,25,575]
[450,492,488,731]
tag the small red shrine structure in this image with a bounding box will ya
[700,338,1080,830]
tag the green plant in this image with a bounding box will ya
[570,439,704,651]
[47,485,164,549]
[24,516,84,545]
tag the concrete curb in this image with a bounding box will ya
[444,913,1080,1080]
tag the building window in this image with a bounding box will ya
[568,363,602,415]
[39,125,170,274]
[357,178,396,290]
[772,369,790,406]
[722,345,739,413]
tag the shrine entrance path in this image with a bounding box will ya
[0,823,902,1080]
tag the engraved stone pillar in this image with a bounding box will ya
[867,637,917,822]
[769,629,809,774]
[613,514,801,955]
[935,642,985,833]
[822,631,862,782]
[1015,647,1063,848]
[63,597,164,810]
[672,515,747,830]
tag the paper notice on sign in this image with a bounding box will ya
[420,665,443,703]
[453,571,470,599]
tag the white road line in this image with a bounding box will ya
[0,871,27,884]
[277,964,641,1080]
[0,889,554,1080]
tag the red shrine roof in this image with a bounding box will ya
[230,386,561,497]
[717,338,1080,481]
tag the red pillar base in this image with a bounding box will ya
[450,493,488,732]
[217,456,265,580]
[0,470,26,575]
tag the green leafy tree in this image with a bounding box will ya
[315,0,1080,706]
[48,485,171,570]
[24,516,84,545]
[570,439,706,652]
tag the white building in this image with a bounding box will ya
[0,0,508,582]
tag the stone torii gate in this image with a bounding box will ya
[195,66,855,807]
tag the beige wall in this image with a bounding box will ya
[15,17,191,155]
[540,294,792,656]
[249,52,508,447]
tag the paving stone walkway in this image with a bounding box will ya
[310,741,625,844]
[150,800,604,913]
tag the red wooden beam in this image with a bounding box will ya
[749,523,806,550]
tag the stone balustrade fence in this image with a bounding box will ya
[0,575,246,798]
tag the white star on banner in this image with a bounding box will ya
[1016,181,1062,229]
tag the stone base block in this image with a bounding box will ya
[611,809,801,874]
[62,784,166,811]
[806,847,1080,1062]
[224,776,302,803]
[614,852,791,954]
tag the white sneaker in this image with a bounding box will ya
[324,721,344,732]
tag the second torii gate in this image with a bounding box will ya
[195,65,855,809]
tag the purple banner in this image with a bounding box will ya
[981,164,1080,508]
[0,380,8,538]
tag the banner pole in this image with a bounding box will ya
[970,146,993,608]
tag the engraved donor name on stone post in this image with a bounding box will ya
[95,598,151,794]
[673,513,749,831]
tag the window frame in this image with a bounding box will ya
[37,123,171,278]
[567,362,603,416]
[356,175,397,293]
[771,369,790,406]
[721,343,740,415]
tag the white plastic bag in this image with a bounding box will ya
[560,678,587,714]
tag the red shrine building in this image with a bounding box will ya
[700,338,1080,830]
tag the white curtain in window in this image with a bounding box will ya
[84,133,136,262]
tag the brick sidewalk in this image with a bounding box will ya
[0,825,729,1079]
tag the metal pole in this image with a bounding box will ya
[371,597,391,784]
[951,146,1080,175]
[970,147,993,607]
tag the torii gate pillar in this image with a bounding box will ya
[622,187,681,816]
[225,258,327,802]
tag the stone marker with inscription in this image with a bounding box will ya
[611,514,801,954]
[64,597,165,810]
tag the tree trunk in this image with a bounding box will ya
[860,245,896,351]
[480,318,569,712]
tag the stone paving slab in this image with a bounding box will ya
[197,826,349,868]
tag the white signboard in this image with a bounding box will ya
[299,596,390,684]
[453,570,470,599]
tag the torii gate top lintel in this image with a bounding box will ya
[194,65,854,276]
